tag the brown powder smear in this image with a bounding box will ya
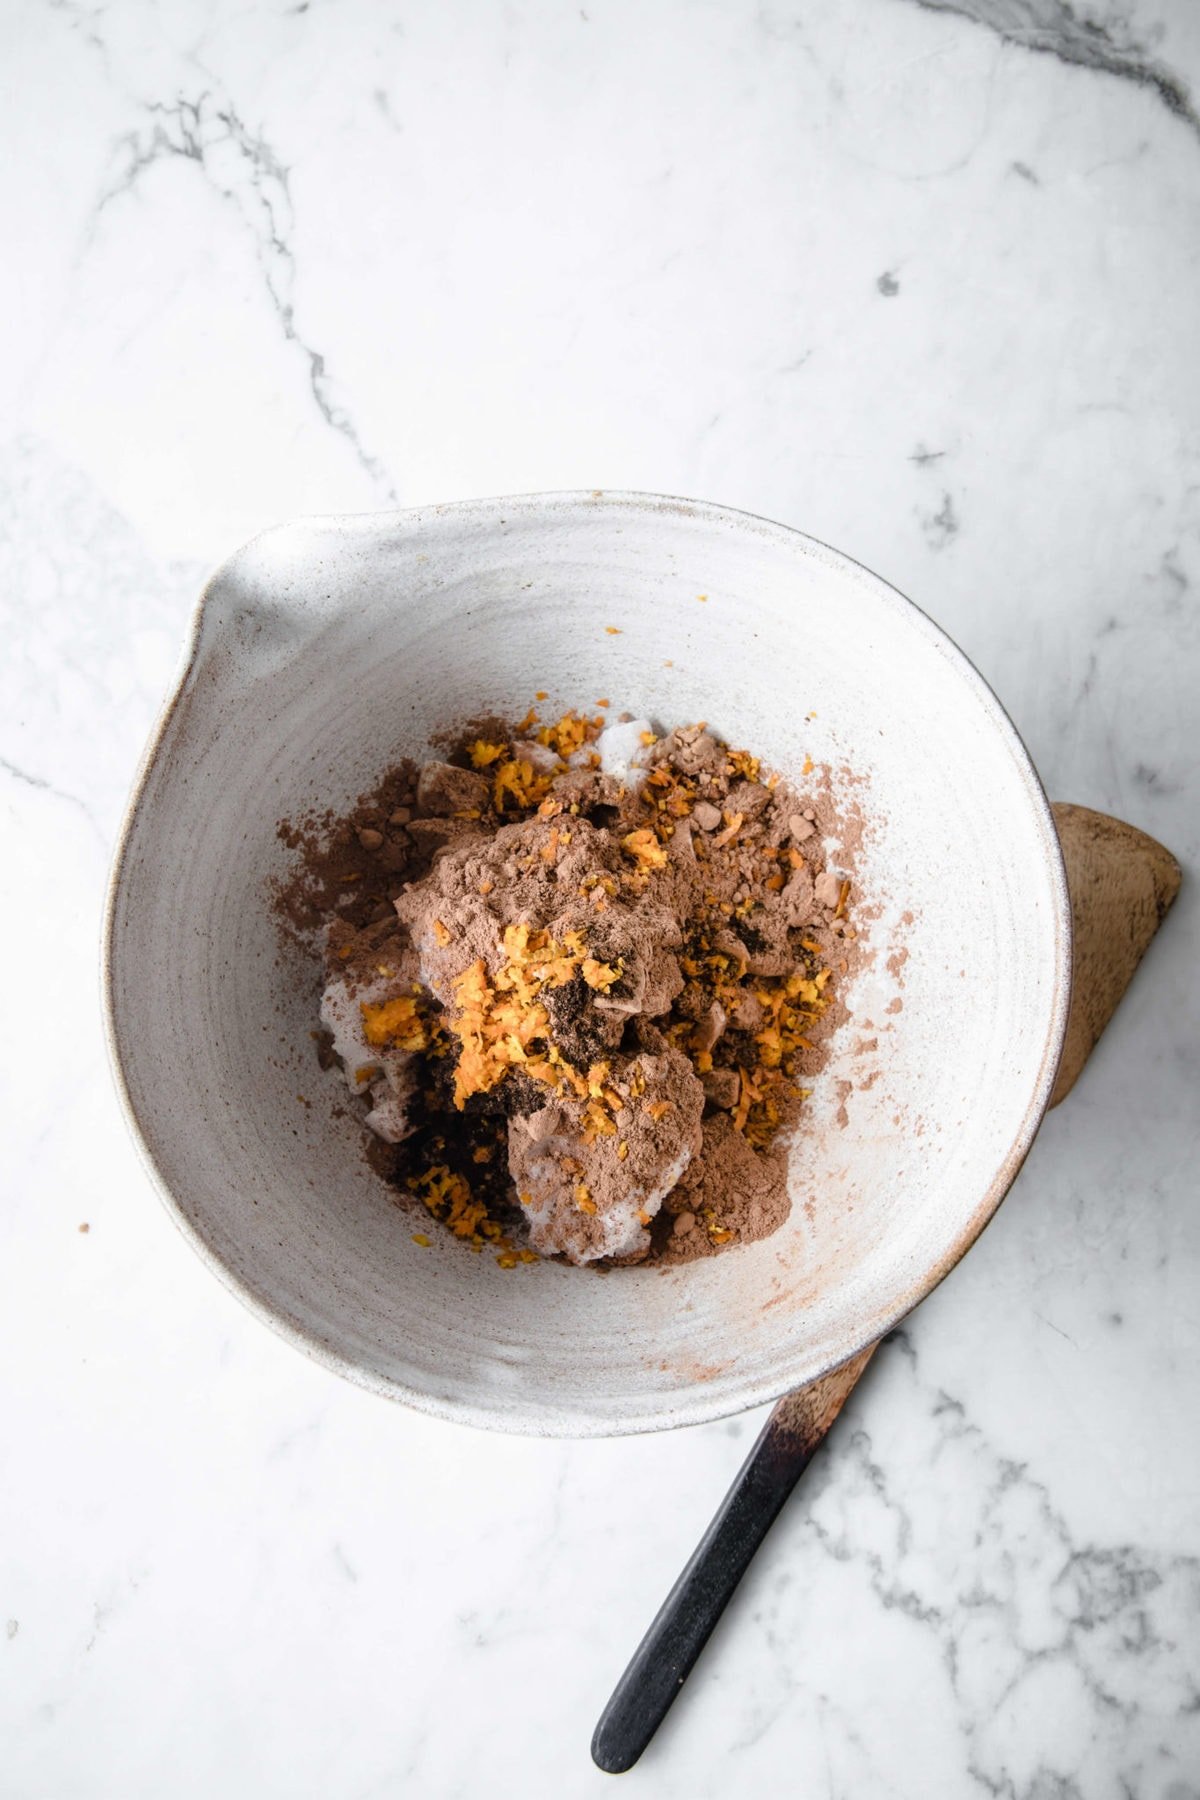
[273,759,424,943]
[274,709,866,1268]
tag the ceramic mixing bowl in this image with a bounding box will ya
[103,493,1070,1435]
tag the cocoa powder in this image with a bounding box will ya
[274,707,865,1269]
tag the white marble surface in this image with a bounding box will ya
[3,1,1199,1793]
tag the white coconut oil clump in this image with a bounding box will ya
[320,973,419,1144]
[592,718,655,789]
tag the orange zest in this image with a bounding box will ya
[360,993,427,1051]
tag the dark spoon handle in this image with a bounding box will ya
[591,1344,876,1775]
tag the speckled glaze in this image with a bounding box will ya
[103,493,1070,1436]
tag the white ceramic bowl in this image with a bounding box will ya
[104,494,1070,1436]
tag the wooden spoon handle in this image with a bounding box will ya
[591,1345,876,1774]
[592,805,1180,1773]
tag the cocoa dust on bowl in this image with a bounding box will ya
[275,702,866,1275]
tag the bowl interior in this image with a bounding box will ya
[106,495,1068,1434]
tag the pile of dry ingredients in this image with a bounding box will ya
[275,705,863,1269]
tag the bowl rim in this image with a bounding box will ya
[102,489,1072,1437]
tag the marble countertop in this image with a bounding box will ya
[4,2,1199,1794]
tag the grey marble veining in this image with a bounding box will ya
[912,0,1200,138]
[2,1,1198,1795]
